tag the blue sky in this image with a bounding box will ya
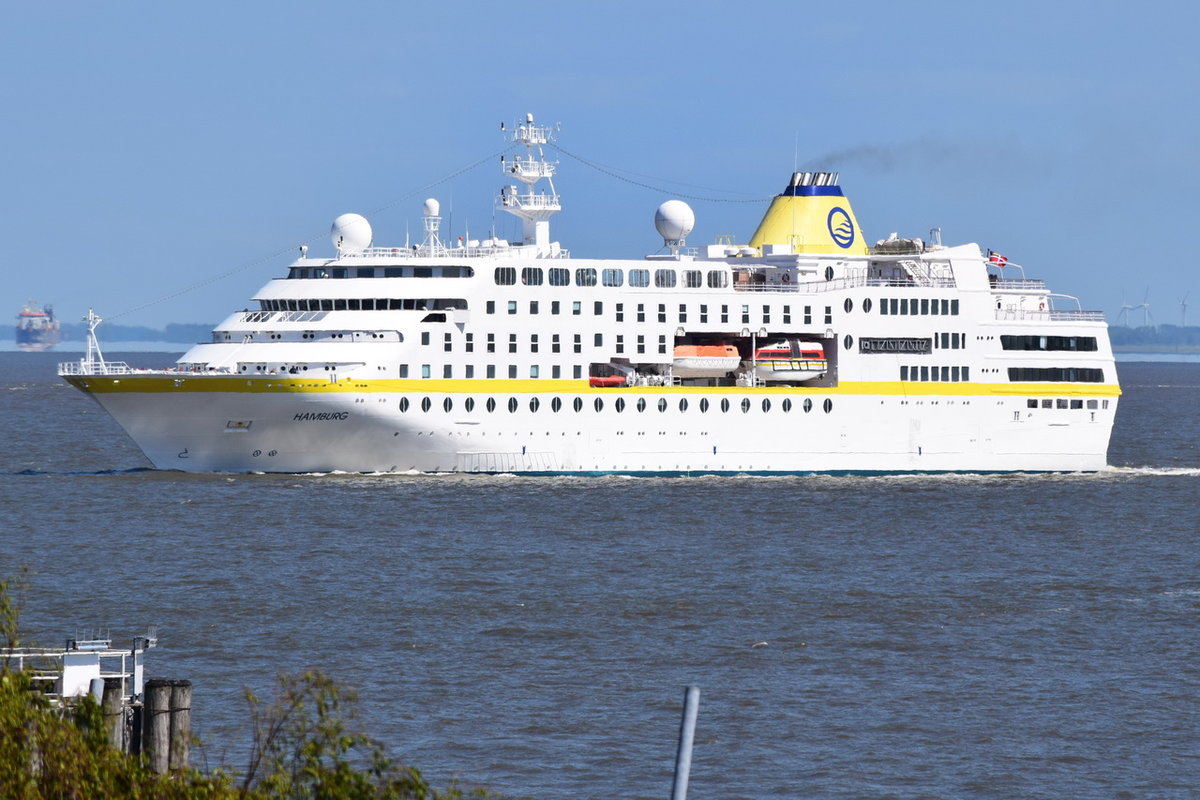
[3,1,1195,330]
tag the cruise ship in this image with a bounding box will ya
[60,115,1119,474]
[17,301,61,351]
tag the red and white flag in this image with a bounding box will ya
[988,250,1008,267]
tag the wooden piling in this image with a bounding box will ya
[169,680,192,770]
[101,679,125,752]
[142,679,172,774]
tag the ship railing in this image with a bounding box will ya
[994,309,1106,322]
[991,278,1048,291]
[733,274,959,293]
[58,360,135,376]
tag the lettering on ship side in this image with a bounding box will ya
[293,412,350,421]
[859,337,932,354]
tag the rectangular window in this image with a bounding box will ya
[551,301,561,315]
[637,304,646,322]
[552,365,561,379]
[762,304,771,325]
[824,305,832,324]
[465,333,474,352]
[507,301,517,315]
[941,332,950,349]
[549,267,570,286]
[443,364,452,379]
[951,366,960,382]
[920,366,929,381]
[572,301,581,315]
[941,366,950,381]
[951,332,960,349]
[636,335,645,354]
[465,365,474,378]
[741,305,750,324]
[348,298,361,310]
[421,331,430,346]
[573,334,582,353]
[900,365,909,381]
[530,365,539,379]
[804,305,812,325]
[422,364,431,379]
[552,334,560,353]
[658,335,667,354]
[443,333,452,352]
[594,301,603,315]
[721,305,729,324]
[707,270,728,289]
[659,304,667,323]
[530,300,539,314]
[616,303,624,322]
[782,305,791,324]
[1028,398,1039,408]
[399,364,409,378]
[616,335,624,354]
[530,334,539,353]
[881,298,889,315]
[700,304,709,323]
[930,365,940,381]
[654,269,677,288]
[684,270,703,288]
[508,334,517,353]
[573,365,582,379]
[602,268,624,287]
[1070,399,1083,409]
[1087,399,1098,409]
[509,365,518,379]
[931,299,940,316]
[900,300,909,316]
[951,299,960,315]
[486,333,495,353]
[1056,398,1069,409]
[962,366,969,381]
[629,269,650,287]
[940,299,949,315]
[487,365,496,378]
[594,333,603,347]
[575,268,597,287]
[495,267,517,285]
[679,304,687,323]
[921,299,929,315]
[890,298,899,315]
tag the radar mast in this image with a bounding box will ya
[498,113,560,254]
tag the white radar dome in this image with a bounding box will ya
[655,200,695,243]
[423,198,440,217]
[330,213,373,254]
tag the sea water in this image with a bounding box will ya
[2,352,1198,799]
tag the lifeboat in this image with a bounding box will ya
[753,339,827,382]
[672,343,741,378]
[589,375,627,388]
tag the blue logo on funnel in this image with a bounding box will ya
[827,207,855,249]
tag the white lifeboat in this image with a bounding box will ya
[753,339,827,382]
[672,343,741,377]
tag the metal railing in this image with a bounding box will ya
[994,309,1107,322]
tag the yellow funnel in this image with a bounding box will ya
[748,172,867,255]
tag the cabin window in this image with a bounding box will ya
[707,270,728,289]
[679,304,688,323]
[900,366,909,381]
[552,334,561,353]
[507,301,517,315]
[616,335,624,354]
[465,365,474,378]
[487,365,496,378]
[465,333,474,352]
[741,305,750,324]
[823,398,833,413]
[508,334,517,353]
[421,364,431,379]
[573,301,581,316]
[573,335,582,353]
[679,398,689,412]
[594,333,603,347]
[862,298,872,313]
[782,305,791,324]
[530,334,539,353]
[655,269,677,288]
[595,301,603,315]
[616,303,624,322]
[443,333,452,352]
[495,267,517,285]
[486,398,497,412]
[602,268,624,287]
[574,397,583,412]
[762,305,770,324]
[486,334,495,353]
[637,304,646,322]
[700,305,709,323]
[530,366,539,379]
[549,267,571,286]
[530,301,539,314]
[803,398,812,413]
[761,399,771,413]
[684,270,703,288]
[616,398,626,413]
[658,335,667,354]
[443,366,453,379]
[637,398,647,413]
[804,306,812,325]
[720,399,731,413]
[700,398,710,413]
[575,268,597,287]
[552,366,561,379]
[721,305,729,324]
[629,269,650,287]
[636,335,645,354]
[508,397,519,413]
[508,365,517,379]
[594,398,604,412]
[741,398,751,413]
[659,304,667,323]
[399,397,409,412]
[521,267,544,286]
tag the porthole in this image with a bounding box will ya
[844,298,853,313]
[551,397,562,412]
[594,397,604,412]
[844,334,853,350]
[399,397,409,412]
[720,398,730,413]
[761,398,771,412]
[678,398,689,412]
[486,397,496,413]
[782,398,792,412]
[443,397,453,412]
[823,398,833,413]
[863,298,873,313]
[573,397,583,412]
[824,266,834,281]
[741,398,751,413]
[615,398,626,413]
[700,398,710,413]
[636,398,647,413]
[508,397,519,413]
[658,398,668,412]
[529,397,540,413]
[465,397,475,412]
[803,398,813,413]
[421,397,432,412]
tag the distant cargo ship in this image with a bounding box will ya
[16,301,62,351]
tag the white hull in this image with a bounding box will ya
[79,381,1116,474]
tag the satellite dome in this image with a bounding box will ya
[423,198,440,217]
[655,200,695,244]
[330,213,372,253]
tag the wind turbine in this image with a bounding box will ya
[1117,290,1135,327]
[1179,293,1189,328]
[1133,287,1153,328]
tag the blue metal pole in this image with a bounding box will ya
[671,686,701,800]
